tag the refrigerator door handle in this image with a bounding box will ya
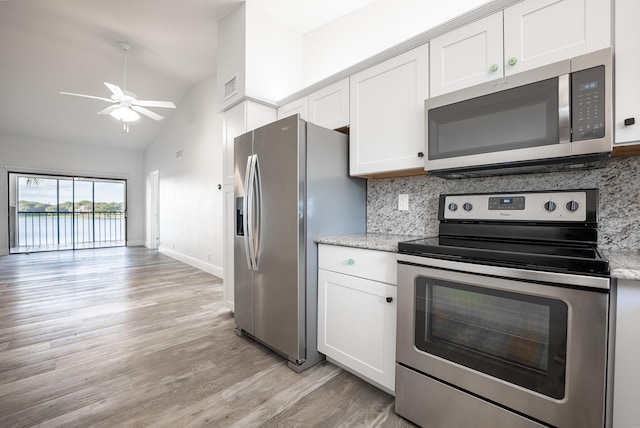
[243,155,254,270]
[253,155,262,269]
[246,154,259,271]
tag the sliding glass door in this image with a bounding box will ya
[9,173,126,253]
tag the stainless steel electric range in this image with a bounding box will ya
[395,189,611,428]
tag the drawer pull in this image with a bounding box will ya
[386,297,393,303]
[347,258,355,266]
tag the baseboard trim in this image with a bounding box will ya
[0,248,9,256]
[159,247,223,278]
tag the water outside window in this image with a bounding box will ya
[9,173,126,253]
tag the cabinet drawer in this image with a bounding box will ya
[318,244,397,285]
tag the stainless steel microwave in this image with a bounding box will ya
[424,48,612,179]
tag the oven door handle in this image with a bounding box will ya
[396,254,609,290]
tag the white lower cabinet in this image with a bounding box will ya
[612,279,640,427]
[317,244,397,394]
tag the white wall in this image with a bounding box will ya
[245,3,304,101]
[144,75,224,278]
[0,135,145,255]
[302,0,492,86]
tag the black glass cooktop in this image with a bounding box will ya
[398,236,610,276]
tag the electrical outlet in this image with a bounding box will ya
[399,194,409,211]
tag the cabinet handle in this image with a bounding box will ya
[489,64,499,72]
[417,152,424,157]
[386,297,393,303]
[507,57,518,67]
[624,118,636,126]
[347,258,355,266]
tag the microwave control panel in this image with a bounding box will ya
[572,65,605,141]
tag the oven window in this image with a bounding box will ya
[415,278,568,399]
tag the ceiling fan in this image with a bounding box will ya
[60,42,176,132]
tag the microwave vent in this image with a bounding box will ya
[430,154,611,179]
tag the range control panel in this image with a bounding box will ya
[442,191,588,222]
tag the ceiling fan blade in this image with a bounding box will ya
[60,91,115,103]
[133,100,176,109]
[104,82,124,98]
[96,105,121,115]
[131,105,164,121]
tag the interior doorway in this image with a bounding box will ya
[8,172,127,253]
[147,170,159,251]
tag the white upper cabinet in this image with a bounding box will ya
[223,101,276,186]
[503,0,610,75]
[277,97,309,121]
[430,12,504,97]
[431,0,611,96]
[308,78,350,130]
[614,0,640,146]
[350,43,429,177]
[278,78,349,130]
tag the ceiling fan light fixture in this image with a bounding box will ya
[110,106,140,122]
[60,42,175,128]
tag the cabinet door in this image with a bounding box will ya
[277,97,308,121]
[350,43,429,176]
[224,101,276,186]
[503,0,610,76]
[223,184,235,311]
[430,12,503,97]
[223,103,248,186]
[614,0,640,145]
[308,78,349,129]
[318,269,397,392]
[612,279,640,427]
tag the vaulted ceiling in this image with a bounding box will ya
[0,0,377,151]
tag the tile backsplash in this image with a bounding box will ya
[367,156,640,250]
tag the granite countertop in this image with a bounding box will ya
[315,234,640,282]
[315,233,425,253]
[601,249,640,281]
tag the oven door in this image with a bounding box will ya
[396,254,610,428]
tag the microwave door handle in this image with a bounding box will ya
[243,155,254,270]
[558,74,571,143]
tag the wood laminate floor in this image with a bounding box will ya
[0,247,416,427]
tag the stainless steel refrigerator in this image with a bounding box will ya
[233,115,366,372]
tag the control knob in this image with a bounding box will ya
[448,203,458,212]
[566,200,580,212]
[463,202,473,212]
[543,201,557,212]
